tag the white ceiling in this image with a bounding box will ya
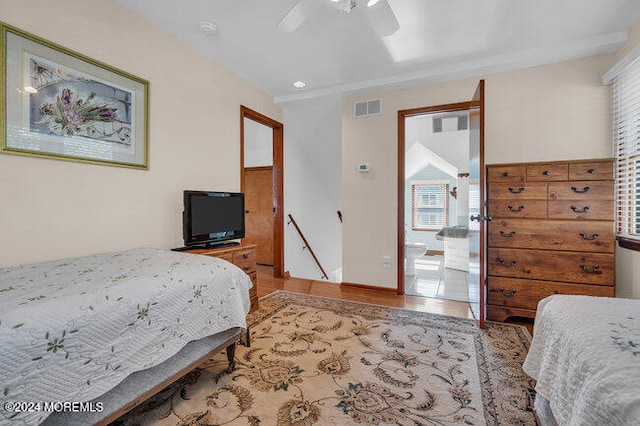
[116,0,640,103]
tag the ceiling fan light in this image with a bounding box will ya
[367,0,381,6]
[199,20,219,35]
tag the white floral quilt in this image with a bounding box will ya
[0,248,251,425]
[523,295,640,426]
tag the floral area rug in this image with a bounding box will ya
[114,291,537,425]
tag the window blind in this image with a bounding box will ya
[612,57,640,241]
[468,181,480,232]
[411,183,449,231]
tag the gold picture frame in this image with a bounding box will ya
[0,22,149,169]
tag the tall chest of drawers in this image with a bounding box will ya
[486,159,615,322]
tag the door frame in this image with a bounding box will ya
[397,101,474,295]
[240,105,285,278]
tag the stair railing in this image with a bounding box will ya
[287,214,329,280]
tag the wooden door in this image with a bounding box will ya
[468,80,486,328]
[244,167,274,265]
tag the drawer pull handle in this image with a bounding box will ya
[543,170,551,176]
[497,257,517,267]
[571,186,590,193]
[499,288,517,297]
[503,172,509,177]
[588,168,596,174]
[508,187,525,194]
[571,205,590,213]
[500,230,516,238]
[579,232,599,241]
[507,205,525,212]
[580,264,601,274]
[243,254,249,259]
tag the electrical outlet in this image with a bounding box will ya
[381,256,391,268]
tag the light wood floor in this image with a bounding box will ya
[257,266,535,334]
[256,265,474,319]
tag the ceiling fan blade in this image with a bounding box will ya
[277,0,320,33]
[365,0,400,37]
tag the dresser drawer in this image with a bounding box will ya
[487,183,547,200]
[547,200,614,220]
[487,277,615,310]
[248,272,258,312]
[232,248,256,274]
[487,200,547,218]
[215,253,233,263]
[488,219,615,252]
[487,165,526,183]
[568,160,613,181]
[548,181,614,201]
[526,163,568,181]
[487,247,614,285]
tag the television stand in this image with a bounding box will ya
[171,241,240,252]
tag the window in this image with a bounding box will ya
[612,57,640,249]
[412,183,449,231]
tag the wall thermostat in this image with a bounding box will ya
[357,163,371,173]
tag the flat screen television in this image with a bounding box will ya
[182,190,245,248]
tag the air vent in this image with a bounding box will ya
[353,99,383,118]
[433,115,468,133]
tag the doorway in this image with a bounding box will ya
[240,106,285,278]
[400,105,471,302]
[397,81,486,326]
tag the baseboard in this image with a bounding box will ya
[340,281,398,293]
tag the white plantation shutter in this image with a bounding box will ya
[468,181,480,232]
[412,183,449,230]
[612,58,640,242]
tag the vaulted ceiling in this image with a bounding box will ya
[116,0,640,103]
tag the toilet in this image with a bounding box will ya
[405,242,427,275]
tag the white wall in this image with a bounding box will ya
[405,114,469,172]
[244,118,273,167]
[0,0,281,267]
[342,54,614,289]
[283,95,342,281]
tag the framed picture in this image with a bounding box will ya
[0,23,149,169]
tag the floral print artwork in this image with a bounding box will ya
[28,55,133,145]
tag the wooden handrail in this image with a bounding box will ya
[287,214,329,280]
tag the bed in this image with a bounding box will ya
[0,248,252,425]
[523,295,640,426]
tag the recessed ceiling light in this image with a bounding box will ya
[367,0,381,6]
[293,81,306,89]
[199,20,219,35]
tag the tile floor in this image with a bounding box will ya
[405,254,471,302]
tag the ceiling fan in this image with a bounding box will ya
[277,0,400,37]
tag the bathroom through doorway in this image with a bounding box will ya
[400,104,476,305]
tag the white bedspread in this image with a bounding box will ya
[0,248,251,425]
[523,295,640,426]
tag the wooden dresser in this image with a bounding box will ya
[486,159,615,321]
[184,244,258,312]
